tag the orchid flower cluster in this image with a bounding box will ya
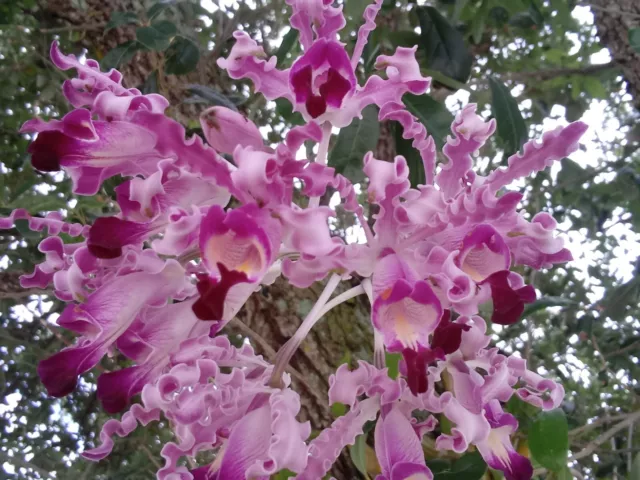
[1,1,587,479]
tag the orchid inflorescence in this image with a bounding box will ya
[1,1,587,479]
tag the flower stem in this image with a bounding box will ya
[269,274,341,387]
[362,278,385,368]
[308,123,333,209]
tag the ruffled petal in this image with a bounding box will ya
[217,32,292,102]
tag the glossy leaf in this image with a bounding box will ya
[384,352,401,379]
[600,276,640,321]
[428,452,487,480]
[328,105,380,183]
[185,85,238,110]
[147,1,175,20]
[350,434,370,480]
[165,37,200,75]
[395,122,424,188]
[105,11,138,32]
[101,41,141,70]
[403,93,453,149]
[520,296,578,320]
[630,28,640,53]
[415,6,472,84]
[488,76,528,155]
[136,22,176,51]
[140,70,159,95]
[529,409,569,471]
[275,28,299,67]
[630,453,640,480]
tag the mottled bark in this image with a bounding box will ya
[590,0,640,108]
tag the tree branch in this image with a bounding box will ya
[570,413,632,437]
[0,271,51,300]
[509,61,620,82]
[571,410,640,461]
[39,22,106,33]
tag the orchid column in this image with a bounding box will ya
[1,0,587,478]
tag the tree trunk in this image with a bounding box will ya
[590,0,640,109]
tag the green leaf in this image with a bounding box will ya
[629,28,640,53]
[470,0,489,45]
[344,0,370,19]
[275,98,304,125]
[388,30,421,49]
[185,85,238,110]
[14,219,40,239]
[140,70,159,94]
[556,157,585,187]
[600,276,640,321]
[551,466,572,480]
[395,122,424,188]
[147,1,175,20]
[349,434,369,480]
[630,452,640,480]
[529,409,569,471]
[527,0,544,26]
[385,352,401,379]
[165,37,200,75]
[8,194,69,213]
[509,0,544,31]
[136,22,176,51]
[403,94,453,149]
[273,469,296,480]
[488,6,509,27]
[275,28,299,67]
[105,11,138,32]
[488,76,528,156]
[415,6,472,84]
[430,452,487,480]
[101,41,141,70]
[331,402,347,418]
[520,296,578,320]
[328,105,380,183]
[576,315,594,338]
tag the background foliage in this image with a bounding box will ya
[1,0,639,479]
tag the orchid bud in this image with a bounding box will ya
[199,106,263,154]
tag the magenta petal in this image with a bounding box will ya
[38,344,105,397]
[289,38,356,118]
[87,216,159,259]
[458,224,511,282]
[199,205,279,280]
[319,68,352,107]
[436,105,495,198]
[375,407,429,479]
[38,261,185,397]
[217,32,292,102]
[431,310,471,355]
[215,405,272,479]
[401,347,443,395]
[477,401,533,480]
[484,271,536,325]
[287,0,346,49]
[372,274,443,351]
[192,264,250,321]
[390,463,433,480]
[486,121,588,192]
[97,365,152,414]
